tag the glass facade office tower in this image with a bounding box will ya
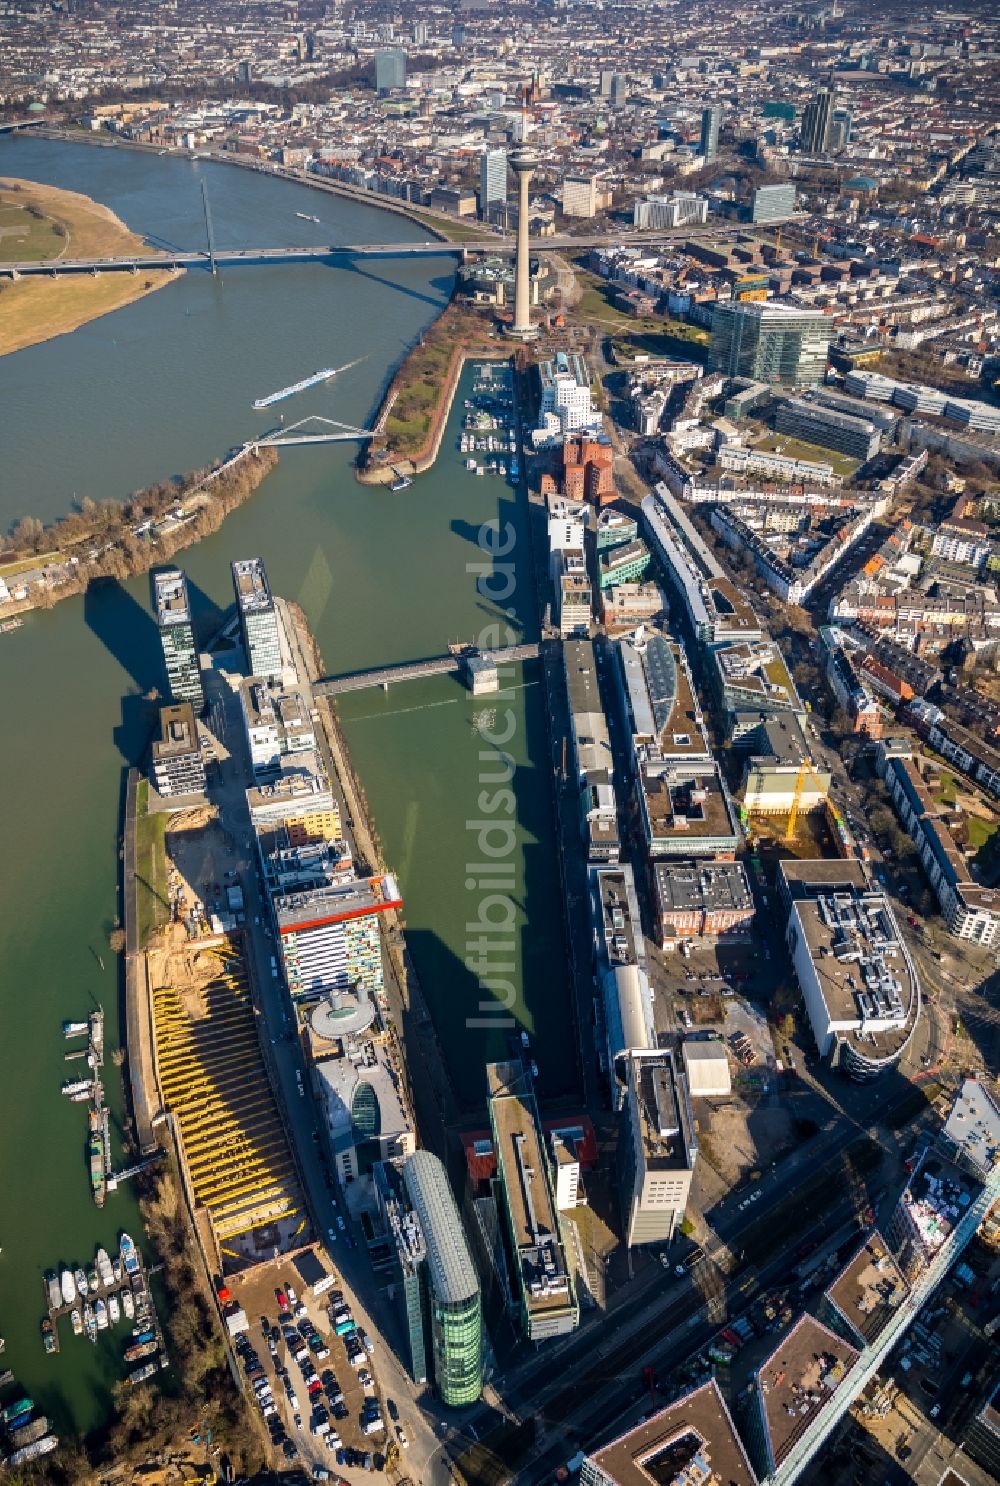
[232,557,283,683]
[402,1150,483,1407]
[374,47,406,94]
[709,302,832,388]
[801,87,833,153]
[153,568,204,711]
[700,105,720,161]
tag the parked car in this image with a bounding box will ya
[675,1246,706,1276]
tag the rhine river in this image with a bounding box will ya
[0,137,570,1436]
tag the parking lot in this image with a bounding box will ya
[230,1260,411,1479]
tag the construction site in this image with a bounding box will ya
[741,748,850,864]
[148,928,310,1274]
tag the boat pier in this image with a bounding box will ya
[106,1150,164,1192]
[40,1241,166,1366]
[60,1009,113,1204]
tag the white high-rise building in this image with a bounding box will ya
[562,174,598,218]
[621,1049,697,1246]
[479,149,507,216]
[540,375,595,431]
[633,193,708,230]
[232,558,283,683]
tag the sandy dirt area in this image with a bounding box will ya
[696,1101,796,1187]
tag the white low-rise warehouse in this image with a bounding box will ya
[681,1038,732,1098]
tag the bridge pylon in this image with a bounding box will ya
[201,178,218,276]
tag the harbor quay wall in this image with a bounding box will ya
[123,766,159,1155]
[284,601,459,1153]
[357,342,509,486]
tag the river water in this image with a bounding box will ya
[0,137,570,1436]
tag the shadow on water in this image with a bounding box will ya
[451,515,490,549]
[473,595,529,642]
[396,668,575,1114]
[113,692,157,769]
[82,576,161,698]
[82,577,163,763]
[185,571,228,640]
[337,254,454,312]
[403,926,518,1117]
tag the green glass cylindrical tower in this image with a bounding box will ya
[403,1149,483,1407]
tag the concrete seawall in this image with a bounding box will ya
[123,767,159,1154]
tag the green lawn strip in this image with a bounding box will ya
[753,432,859,480]
[135,778,170,948]
[0,197,67,263]
[0,549,65,577]
[967,814,998,851]
[406,209,493,243]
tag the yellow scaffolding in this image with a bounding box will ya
[150,954,305,1250]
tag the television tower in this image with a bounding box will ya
[507,96,538,340]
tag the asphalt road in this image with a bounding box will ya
[508,1180,899,1484]
[436,1108,902,1471]
[202,637,448,1483]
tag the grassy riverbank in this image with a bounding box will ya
[0,176,176,356]
[364,299,499,471]
[0,443,279,613]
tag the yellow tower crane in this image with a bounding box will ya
[784,753,829,843]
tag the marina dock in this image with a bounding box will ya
[41,1237,167,1370]
[61,1010,111,1205]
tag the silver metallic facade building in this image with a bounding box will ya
[373,1160,428,1386]
[709,302,832,388]
[232,557,282,683]
[751,183,796,223]
[153,567,204,711]
[774,397,881,462]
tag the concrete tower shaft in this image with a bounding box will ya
[508,147,537,339]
